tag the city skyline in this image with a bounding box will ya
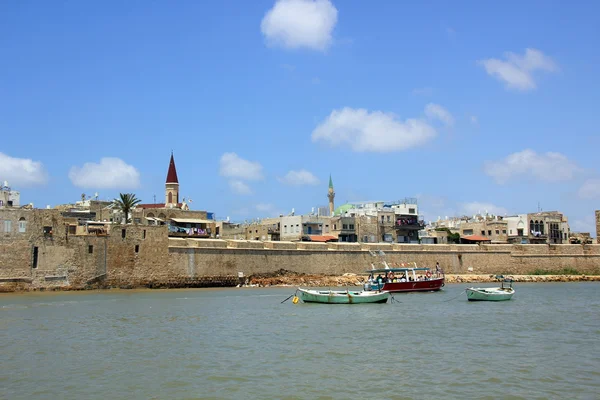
[1,0,599,234]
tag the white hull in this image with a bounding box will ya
[297,288,390,304]
[466,287,514,301]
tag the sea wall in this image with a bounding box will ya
[168,240,600,279]
[2,233,600,291]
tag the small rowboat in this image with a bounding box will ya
[466,278,515,301]
[296,288,390,304]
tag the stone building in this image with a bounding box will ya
[245,217,280,241]
[460,215,508,243]
[215,221,246,240]
[526,211,569,244]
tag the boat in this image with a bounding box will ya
[466,278,515,301]
[296,288,390,304]
[363,261,445,293]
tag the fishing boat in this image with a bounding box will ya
[296,288,390,304]
[363,262,445,293]
[466,278,515,301]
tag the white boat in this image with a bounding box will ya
[466,278,515,301]
[296,288,390,304]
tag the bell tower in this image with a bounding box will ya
[328,174,335,216]
[165,152,179,207]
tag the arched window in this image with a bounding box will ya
[534,220,540,232]
[168,192,173,204]
[530,220,534,233]
[147,213,155,218]
[540,223,545,235]
[18,217,27,233]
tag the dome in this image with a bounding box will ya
[333,203,353,216]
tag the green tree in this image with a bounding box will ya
[113,193,142,223]
[435,227,461,244]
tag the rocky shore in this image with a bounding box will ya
[246,270,600,287]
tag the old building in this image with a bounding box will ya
[460,214,508,243]
[215,220,246,240]
[332,198,423,243]
[526,211,570,244]
[327,175,335,216]
[245,217,280,241]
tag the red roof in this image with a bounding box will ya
[137,203,184,209]
[308,235,337,242]
[166,153,179,184]
[462,234,491,242]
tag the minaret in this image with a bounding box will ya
[165,152,179,207]
[328,174,335,216]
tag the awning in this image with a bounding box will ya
[461,235,491,242]
[170,218,214,224]
[146,217,164,222]
[307,235,337,242]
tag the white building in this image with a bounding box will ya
[0,181,20,208]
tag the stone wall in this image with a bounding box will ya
[2,208,600,292]
[596,210,600,244]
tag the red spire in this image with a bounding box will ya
[166,152,179,184]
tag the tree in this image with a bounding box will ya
[113,193,141,224]
[435,227,461,244]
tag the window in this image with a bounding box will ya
[503,230,507,234]
[296,224,299,233]
[32,246,38,268]
[463,229,473,235]
[3,220,12,233]
[481,230,485,236]
[343,224,348,229]
[387,216,390,223]
[495,230,500,235]
[409,208,415,214]
[68,225,76,234]
[284,225,287,234]
[88,245,93,254]
[168,192,173,203]
[18,218,26,233]
[43,226,52,235]
[143,229,146,239]
[135,245,140,253]
[349,224,354,229]
[333,224,337,230]
[381,216,384,223]
[510,229,513,234]
[134,218,141,224]
[121,229,126,238]
[488,230,492,236]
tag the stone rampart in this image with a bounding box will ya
[2,220,600,291]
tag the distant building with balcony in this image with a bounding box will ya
[504,211,569,244]
[460,215,508,243]
[332,198,423,243]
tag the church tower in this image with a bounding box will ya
[165,152,179,207]
[328,174,335,216]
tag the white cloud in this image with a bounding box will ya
[460,202,509,217]
[484,149,580,184]
[0,152,48,186]
[69,157,140,189]
[278,169,320,185]
[478,48,558,91]
[311,106,437,152]
[229,180,252,195]
[261,0,338,51]
[425,103,454,126]
[219,153,263,181]
[578,179,600,199]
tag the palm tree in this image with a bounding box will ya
[113,193,142,224]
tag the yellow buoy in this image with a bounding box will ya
[292,296,299,304]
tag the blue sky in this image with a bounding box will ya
[1,0,599,235]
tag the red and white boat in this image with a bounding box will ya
[364,261,445,293]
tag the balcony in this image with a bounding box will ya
[394,218,425,230]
